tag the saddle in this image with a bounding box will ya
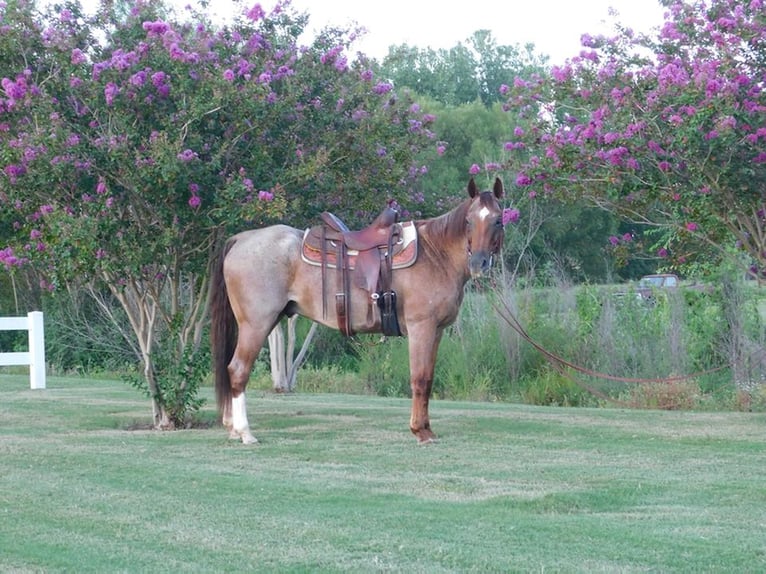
[302,206,417,337]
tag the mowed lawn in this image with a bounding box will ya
[1,375,764,573]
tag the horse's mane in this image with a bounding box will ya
[417,198,471,247]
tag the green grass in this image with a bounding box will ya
[1,375,765,573]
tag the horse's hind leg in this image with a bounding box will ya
[227,323,270,444]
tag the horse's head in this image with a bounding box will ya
[465,177,505,278]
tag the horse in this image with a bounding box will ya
[209,177,505,444]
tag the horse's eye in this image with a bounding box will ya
[495,218,503,228]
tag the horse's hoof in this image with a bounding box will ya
[414,429,437,444]
[240,433,258,445]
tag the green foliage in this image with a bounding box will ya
[124,333,209,428]
[518,367,589,407]
[41,289,136,374]
[378,30,547,107]
[355,336,411,397]
[433,291,511,400]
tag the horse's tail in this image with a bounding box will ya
[209,237,237,418]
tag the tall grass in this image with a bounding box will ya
[353,276,766,410]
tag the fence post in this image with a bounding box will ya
[0,311,46,389]
[28,311,46,390]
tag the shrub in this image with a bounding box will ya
[621,381,701,411]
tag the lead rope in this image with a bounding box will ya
[477,274,731,406]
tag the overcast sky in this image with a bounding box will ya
[74,0,667,64]
[287,0,667,63]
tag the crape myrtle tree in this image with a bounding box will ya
[0,0,436,427]
[500,0,766,277]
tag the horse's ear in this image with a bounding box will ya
[468,177,479,198]
[493,177,504,199]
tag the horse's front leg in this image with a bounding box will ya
[407,325,443,444]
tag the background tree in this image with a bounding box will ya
[500,0,766,279]
[379,30,546,107]
[0,0,435,426]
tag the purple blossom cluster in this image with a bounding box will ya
[0,0,439,289]
[499,0,765,269]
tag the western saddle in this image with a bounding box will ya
[302,206,408,337]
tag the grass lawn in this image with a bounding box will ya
[1,374,764,573]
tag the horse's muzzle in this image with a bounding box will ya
[469,251,494,278]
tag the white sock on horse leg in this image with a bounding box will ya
[231,393,257,443]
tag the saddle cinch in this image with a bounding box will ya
[301,207,418,337]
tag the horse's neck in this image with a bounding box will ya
[418,201,471,280]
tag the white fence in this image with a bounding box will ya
[0,311,46,389]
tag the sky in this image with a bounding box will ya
[285,0,668,64]
[74,0,667,64]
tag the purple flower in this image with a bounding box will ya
[188,195,201,209]
[502,208,520,225]
[246,4,265,22]
[334,56,348,72]
[129,71,146,87]
[469,164,481,175]
[515,172,532,186]
[658,248,668,258]
[4,163,26,182]
[258,190,274,201]
[177,149,198,162]
[608,235,620,246]
[151,71,167,88]
[685,222,698,232]
[143,20,170,36]
[223,69,235,82]
[71,48,86,65]
[372,82,393,95]
[104,82,118,105]
[2,76,27,100]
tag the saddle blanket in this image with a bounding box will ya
[301,220,418,270]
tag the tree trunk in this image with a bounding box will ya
[269,322,288,391]
[269,316,319,392]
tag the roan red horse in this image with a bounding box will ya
[210,177,505,444]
